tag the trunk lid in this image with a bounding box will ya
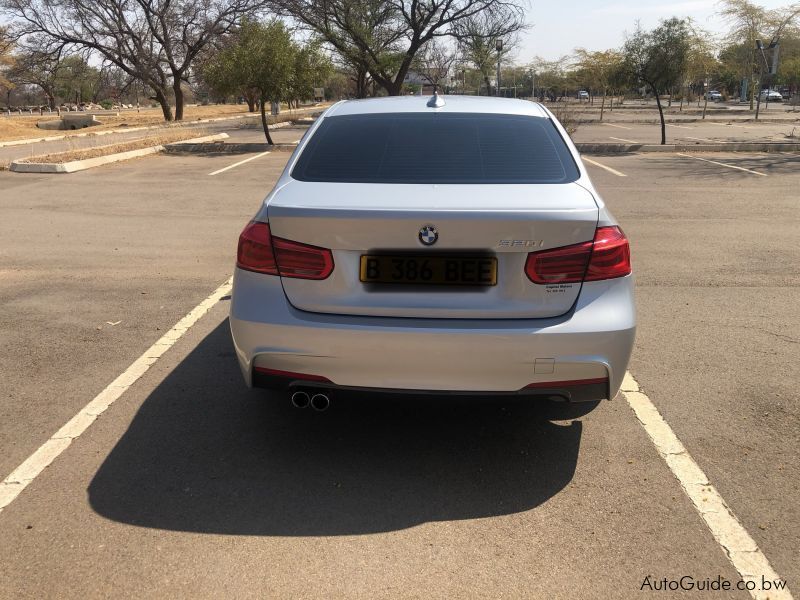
[267,181,598,319]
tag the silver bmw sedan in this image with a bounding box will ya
[230,95,635,409]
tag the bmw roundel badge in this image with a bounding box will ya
[418,225,438,246]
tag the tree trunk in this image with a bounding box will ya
[600,89,606,121]
[702,94,708,120]
[154,88,173,121]
[244,89,257,112]
[387,79,403,96]
[652,84,666,145]
[173,79,184,121]
[353,68,368,99]
[260,95,274,145]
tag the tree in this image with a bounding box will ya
[454,10,522,96]
[573,49,624,120]
[529,56,571,101]
[0,25,13,93]
[412,39,456,90]
[1,0,263,121]
[719,0,800,108]
[684,27,720,117]
[54,55,100,105]
[623,18,691,145]
[204,20,314,144]
[270,0,525,96]
[780,56,800,93]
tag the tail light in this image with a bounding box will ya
[237,221,334,280]
[525,226,630,284]
[584,226,631,281]
[237,222,278,275]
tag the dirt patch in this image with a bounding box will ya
[17,129,207,164]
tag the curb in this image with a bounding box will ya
[575,142,800,154]
[10,133,229,173]
[164,141,297,154]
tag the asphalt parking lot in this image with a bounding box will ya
[572,120,800,145]
[0,143,797,598]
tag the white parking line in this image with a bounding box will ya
[609,137,639,144]
[602,123,633,130]
[676,153,767,176]
[582,157,627,177]
[0,278,233,514]
[622,373,792,600]
[666,123,693,130]
[209,151,271,176]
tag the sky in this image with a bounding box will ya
[518,0,794,63]
[2,1,795,65]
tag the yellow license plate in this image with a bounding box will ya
[359,255,497,285]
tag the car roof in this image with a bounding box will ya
[324,95,550,118]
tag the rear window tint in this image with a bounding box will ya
[291,112,579,184]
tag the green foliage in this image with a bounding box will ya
[204,20,331,105]
[623,18,692,93]
[54,55,101,104]
[290,41,333,101]
[780,56,800,88]
[573,49,625,93]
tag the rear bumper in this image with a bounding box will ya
[252,369,610,402]
[229,269,636,398]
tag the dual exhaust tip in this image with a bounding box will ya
[291,390,330,411]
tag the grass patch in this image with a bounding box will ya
[17,129,207,164]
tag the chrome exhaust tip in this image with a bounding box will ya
[310,393,330,412]
[290,391,310,409]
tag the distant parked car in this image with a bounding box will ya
[577,90,589,100]
[779,88,791,99]
[706,90,723,102]
[759,89,783,102]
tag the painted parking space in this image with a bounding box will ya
[0,148,797,598]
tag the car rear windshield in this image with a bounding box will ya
[291,112,579,184]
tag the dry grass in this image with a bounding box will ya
[0,103,253,143]
[1,102,330,142]
[18,128,207,164]
[550,104,579,136]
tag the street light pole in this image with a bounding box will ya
[755,40,770,119]
[530,69,535,100]
[495,39,503,97]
